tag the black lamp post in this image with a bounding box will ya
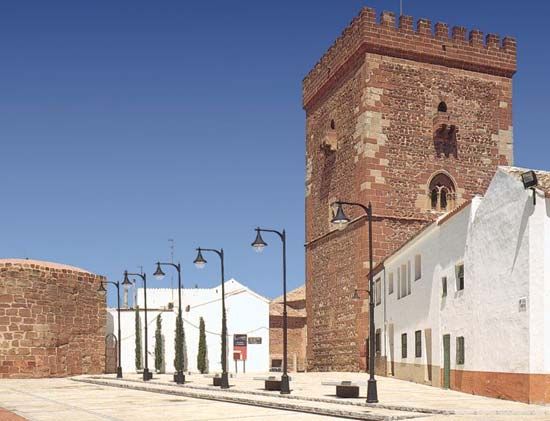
[98,278,131,378]
[124,270,152,381]
[193,247,229,389]
[154,261,185,384]
[251,227,290,395]
[331,201,378,403]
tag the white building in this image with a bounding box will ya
[372,167,550,404]
[107,279,270,375]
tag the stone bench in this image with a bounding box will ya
[203,374,222,387]
[322,381,367,398]
[253,376,290,391]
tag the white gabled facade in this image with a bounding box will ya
[107,279,270,375]
[373,167,550,404]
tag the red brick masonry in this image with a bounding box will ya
[304,6,515,371]
[0,259,106,378]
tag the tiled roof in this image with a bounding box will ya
[269,302,306,318]
[272,285,305,304]
[270,285,306,318]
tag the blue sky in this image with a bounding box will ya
[0,1,548,306]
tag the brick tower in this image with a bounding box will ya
[304,7,516,371]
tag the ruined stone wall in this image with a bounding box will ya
[0,259,106,378]
[304,7,516,371]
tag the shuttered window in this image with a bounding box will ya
[456,264,465,291]
[401,333,407,358]
[415,330,422,358]
[456,337,465,364]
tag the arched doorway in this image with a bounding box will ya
[105,333,118,374]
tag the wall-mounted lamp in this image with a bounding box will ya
[521,170,538,205]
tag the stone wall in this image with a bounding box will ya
[304,7,516,371]
[269,286,307,372]
[0,259,106,378]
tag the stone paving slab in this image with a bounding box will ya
[0,378,349,420]
[80,372,550,417]
[74,376,418,420]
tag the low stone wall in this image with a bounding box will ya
[0,259,106,378]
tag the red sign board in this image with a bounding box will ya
[233,334,247,360]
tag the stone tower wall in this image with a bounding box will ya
[304,8,516,371]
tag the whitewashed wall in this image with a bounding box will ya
[107,279,269,374]
[374,167,550,377]
[462,170,531,373]
[376,199,472,379]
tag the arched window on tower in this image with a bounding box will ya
[437,101,447,113]
[429,173,456,212]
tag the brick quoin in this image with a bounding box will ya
[303,7,516,371]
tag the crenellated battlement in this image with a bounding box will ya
[303,7,517,109]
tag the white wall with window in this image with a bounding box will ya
[372,167,550,401]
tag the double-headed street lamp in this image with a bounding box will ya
[251,227,290,395]
[331,201,378,403]
[124,270,152,381]
[98,278,132,378]
[193,247,229,389]
[154,261,185,384]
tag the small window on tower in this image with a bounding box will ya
[429,173,456,212]
[438,101,447,113]
[330,119,336,130]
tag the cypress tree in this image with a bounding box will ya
[154,314,164,373]
[197,317,207,374]
[174,311,185,372]
[135,306,142,370]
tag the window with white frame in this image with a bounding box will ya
[414,254,421,281]
[388,272,394,295]
[374,278,382,305]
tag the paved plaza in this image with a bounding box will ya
[0,378,330,421]
[2,372,549,420]
[78,371,550,415]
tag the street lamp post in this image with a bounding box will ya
[331,201,379,403]
[154,261,185,384]
[98,278,131,378]
[193,247,229,389]
[124,270,152,381]
[251,227,290,395]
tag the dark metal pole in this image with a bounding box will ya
[281,230,290,394]
[366,203,378,403]
[116,283,122,379]
[220,249,229,389]
[175,263,185,384]
[143,273,150,381]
